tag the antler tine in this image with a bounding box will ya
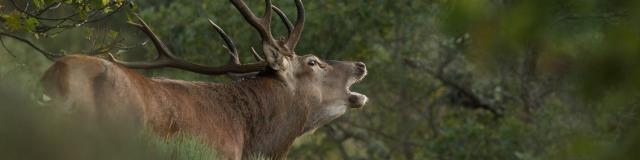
[109,15,268,74]
[108,1,306,76]
[285,0,304,50]
[223,45,241,65]
[271,5,293,36]
[230,0,275,43]
[109,14,177,68]
[208,18,240,65]
[264,0,273,28]
[250,47,264,62]
[208,18,238,55]
[130,14,177,62]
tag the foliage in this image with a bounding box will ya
[1,0,640,159]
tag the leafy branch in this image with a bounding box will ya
[0,0,138,60]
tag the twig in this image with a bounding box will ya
[35,2,62,16]
[0,37,17,58]
[0,32,63,60]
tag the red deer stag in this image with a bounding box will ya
[40,0,367,159]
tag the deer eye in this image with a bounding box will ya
[307,60,318,66]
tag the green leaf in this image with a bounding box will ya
[3,12,22,31]
[33,0,45,9]
[102,0,110,6]
[103,7,113,13]
[107,30,119,39]
[24,17,40,32]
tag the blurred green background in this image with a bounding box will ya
[1,0,640,159]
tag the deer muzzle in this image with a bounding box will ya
[347,62,368,108]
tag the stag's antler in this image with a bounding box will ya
[207,18,241,65]
[286,0,305,50]
[109,14,267,75]
[110,0,306,74]
[271,5,294,36]
[230,0,305,53]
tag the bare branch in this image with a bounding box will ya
[0,32,63,60]
[35,2,62,16]
[404,58,503,118]
[0,37,17,58]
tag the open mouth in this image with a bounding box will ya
[346,73,368,108]
[347,91,368,108]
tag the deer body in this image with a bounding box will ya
[42,55,366,159]
[41,1,368,159]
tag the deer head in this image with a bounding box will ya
[108,0,368,133]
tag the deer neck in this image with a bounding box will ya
[229,77,309,156]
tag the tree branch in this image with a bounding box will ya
[404,58,503,118]
[0,32,63,60]
[0,37,17,58]
[8,0,126,35]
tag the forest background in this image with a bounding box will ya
[1,0,639,159]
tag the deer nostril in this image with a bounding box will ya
[355,62,366,69]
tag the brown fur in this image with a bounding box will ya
[41,55,367,159]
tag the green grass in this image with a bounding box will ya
[143,133,221,160]
[0,83,273,160]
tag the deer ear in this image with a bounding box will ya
[263,45,289,71]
